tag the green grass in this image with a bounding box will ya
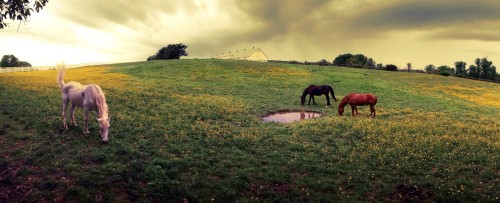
[0,59,499,202]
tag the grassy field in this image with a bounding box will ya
[0,59,499,202]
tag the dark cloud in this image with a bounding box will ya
[348,0,500,39]
[177,0,348,59]
[52,1,198,29]
[430,27,500,42]
[227,0,332,42]
[48,0,500,59]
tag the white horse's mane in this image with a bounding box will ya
[89,85,108,119]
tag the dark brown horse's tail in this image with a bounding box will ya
[328,85,337,101]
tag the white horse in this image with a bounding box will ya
[57,68,110,142]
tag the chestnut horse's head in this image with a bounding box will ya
[338,106,345,116]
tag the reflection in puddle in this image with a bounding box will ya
[262,111,322,123]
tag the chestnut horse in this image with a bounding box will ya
[338,93,377,117]
[300,85,337,106]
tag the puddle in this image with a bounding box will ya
[262,111,322,123]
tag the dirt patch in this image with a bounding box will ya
[0,158,73,202]
[0,125,74,202]
[243,182,295,201]
[389,184,434,202]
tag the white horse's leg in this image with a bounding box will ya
[70,105,77,126]
[83,108,90,134]
[62,99,69,129]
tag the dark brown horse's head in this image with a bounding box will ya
[301,85,314,105]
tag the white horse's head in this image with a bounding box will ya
[97,117,110,142]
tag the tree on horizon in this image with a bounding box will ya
[332,53,372,68]
[1,55,31,67]
[147,43,188,61]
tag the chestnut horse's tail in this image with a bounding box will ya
[328,85,337,101]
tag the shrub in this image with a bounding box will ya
[437,65,454,76]
[385,64,398,71]
[318,59,330,66]
[425,64,437,74]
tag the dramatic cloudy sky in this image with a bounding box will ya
[1,0,500,69]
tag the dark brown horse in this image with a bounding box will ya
[338,93,377,117]
[301,85,337,106]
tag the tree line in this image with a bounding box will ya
[1,55,32,68]
[328,53,399,71]
[424,58,498,81]
[326,53,498,82]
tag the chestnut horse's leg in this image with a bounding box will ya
[350,105,356,116]
[370,105,376,117]
[354,106,359,116]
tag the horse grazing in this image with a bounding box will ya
[57,68,110,142]
[338,93,377,117]
[301,85,337,106]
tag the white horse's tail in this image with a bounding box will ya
[57,67,66,89]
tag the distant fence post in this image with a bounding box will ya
[0,66,47,73]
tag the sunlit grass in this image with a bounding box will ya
[2,66,132,92]
[236,66,312,78]
[417,84,500,107]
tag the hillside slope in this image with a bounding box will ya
[0,59,498,202]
